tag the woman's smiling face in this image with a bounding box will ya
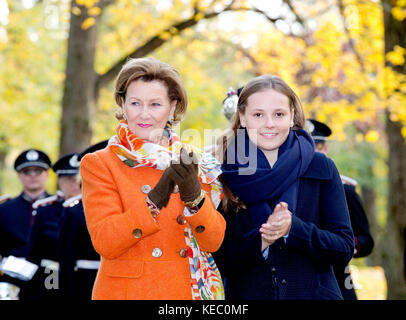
[122,79,176,143]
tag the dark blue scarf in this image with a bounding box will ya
[221,128,315,230]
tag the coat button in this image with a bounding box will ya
[179,248,188,258]
[176,215,186,225]
[195,225,205,233]
[132,228,142,238]
[141,184,151,194]
[173,185,179,194]
[152,248,162,258]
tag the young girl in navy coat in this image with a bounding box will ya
[213,75,355,300]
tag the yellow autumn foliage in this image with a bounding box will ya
[76,0,99,8]
[386,45,406,66]
[88,6,101,16]
[391,6,406,21]
[72,6,81,16]
[402,127,406,138]
[365,130,380,143]
[81,17,95,30]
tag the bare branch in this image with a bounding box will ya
[95,2,302,92]
[96,3,278,91]
[95,11,224,92]
[300,3,332,20]
[216,37,262,76]
[336,0,365,73]
[284,0,307,27]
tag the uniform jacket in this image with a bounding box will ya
[334,183,374,300]
[28,196,65,264]
[25,195,65,300]
[0,192,49,259]
[80,147,226,300]
[58,199,100,299]
[0,192,49,298]
[343,184,374,258]
[213,153,355,300]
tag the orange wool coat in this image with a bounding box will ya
[80,147,226,300]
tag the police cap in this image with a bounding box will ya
[14,149,51,172]
[52,153,80,176]
[305,119,332,143]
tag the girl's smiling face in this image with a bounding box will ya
[239,89,294,154]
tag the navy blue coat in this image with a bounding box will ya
[213,152,355,300]
[25,196,65,300]
[0,193,45,259]
[57,200,99,299]
[343,184,374,258]
[334,183,374,300]
[0,192,50,297]
[28,197,65,264]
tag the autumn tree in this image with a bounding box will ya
[381,0,406,300]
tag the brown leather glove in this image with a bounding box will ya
[148,167,175,209]
[169,148,202,203]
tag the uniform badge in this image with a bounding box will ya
[69,154,80,168]
[26,150,39,161]
[305,120,315,134]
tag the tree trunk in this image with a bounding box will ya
[382,0,406,299]
[382,115,406,299]
[59,1,101,156]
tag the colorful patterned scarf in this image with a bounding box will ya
[109,120,224,300]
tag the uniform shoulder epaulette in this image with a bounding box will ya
[0,194,11,204]
[63,194,82,208]
[340,175,357,187]
[32,194,59,210]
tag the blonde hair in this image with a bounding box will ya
[216,74,306,211]
[114,57,188,124]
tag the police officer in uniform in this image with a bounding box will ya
[305,119,374,300]
[26,153,81,299]
[58,141,107,299]
[0,149,52,299]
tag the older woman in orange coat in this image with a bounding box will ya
[80,57,225,300]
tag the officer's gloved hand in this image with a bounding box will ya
[169,148,201,203]
[148,167,175,209]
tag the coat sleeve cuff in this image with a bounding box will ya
[184,193,226,252]
[124,199,162,239]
